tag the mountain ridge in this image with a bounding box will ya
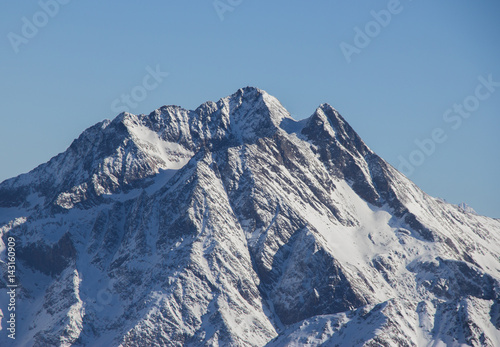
[0,87,499,346]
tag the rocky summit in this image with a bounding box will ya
[0,87,499,346]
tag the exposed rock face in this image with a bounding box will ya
[0,87,499,346]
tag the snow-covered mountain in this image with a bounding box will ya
[0,87,499,346]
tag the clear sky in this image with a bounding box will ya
[1,0,499,217]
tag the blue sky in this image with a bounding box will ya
[1,0,499,217]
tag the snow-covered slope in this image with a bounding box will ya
[0,87,499,346]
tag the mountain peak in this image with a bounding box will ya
[234,85,265,96]
[458,202,477,214]
[204,86,292,143]
[314,103,347,131]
